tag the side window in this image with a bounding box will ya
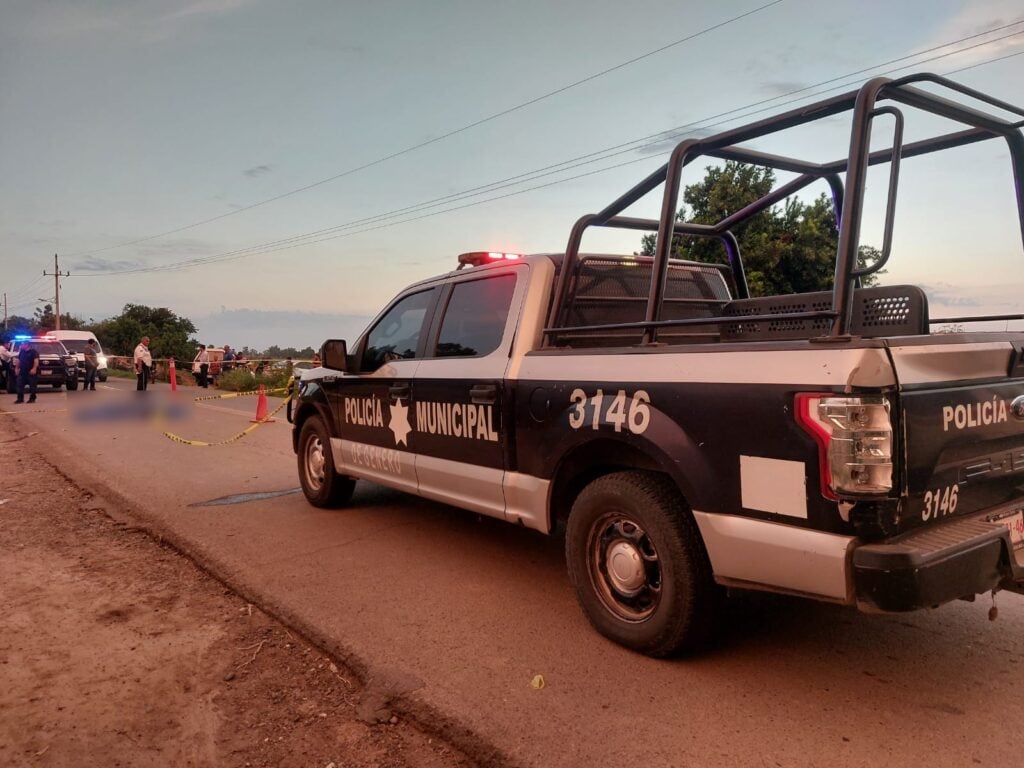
[362,289,435,371]
[435,274,516,358]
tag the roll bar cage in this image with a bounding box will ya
[544,73,1024,345]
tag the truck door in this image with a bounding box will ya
[411,268,523,519]
[329,287,439,494]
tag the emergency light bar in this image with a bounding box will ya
[457,251,524,269]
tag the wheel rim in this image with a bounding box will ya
[304,434,326,491]
[587,512,662,623]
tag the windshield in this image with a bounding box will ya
[60,339,99,353]
[29,342,67,356]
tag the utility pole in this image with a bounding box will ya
[3,292,7,329]
[43,253,70,331]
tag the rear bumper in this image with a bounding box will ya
[853,503,1024,612]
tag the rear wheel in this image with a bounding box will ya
[98,371,108,382]
[297,416,355,507]
[565,470,722,657]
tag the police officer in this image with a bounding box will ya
[14,340,39,404]
[83,338,99,391]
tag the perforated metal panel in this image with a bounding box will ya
[721,285,928,341]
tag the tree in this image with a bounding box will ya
[1,316,35,341]
[639,161,880,295]
[90,304,199,362]
[33,304,56,332]
[261,344,317,360]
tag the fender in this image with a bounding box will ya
[290,382,335,453]
[544,396,717,526]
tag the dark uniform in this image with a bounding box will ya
[15,344,39,404]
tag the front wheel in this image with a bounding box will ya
[297,416,355,508]
[565,471,722,657]
[66,377,79,391]
[98,371,108,382]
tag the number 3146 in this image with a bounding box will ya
[568,389,651,435]
[922,485,959,521]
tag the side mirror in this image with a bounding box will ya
[321,339,348,372]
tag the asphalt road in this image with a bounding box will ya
[5,378,1024,767]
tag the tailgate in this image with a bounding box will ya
[891,339,1024,532]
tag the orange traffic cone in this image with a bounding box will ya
[251,384,275,423]
[168,357,178,393]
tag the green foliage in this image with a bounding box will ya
[639,161,881,295]
[1,316,35,341]
[261,344,316,360]
[217,367,290,392]
[33,304,56,331]
[88,304,199,362]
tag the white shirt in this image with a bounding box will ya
[134,343,152,367]
[198,349,209,364]
[0,346,13,363]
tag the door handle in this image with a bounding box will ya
[389,383,410,399]
[470,383,498,405]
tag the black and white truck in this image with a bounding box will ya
[290,74,1024,656]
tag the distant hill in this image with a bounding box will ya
[192,309,371,351]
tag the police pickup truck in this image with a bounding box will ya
[291,74,1024,656]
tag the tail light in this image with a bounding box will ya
[795,394,893,499]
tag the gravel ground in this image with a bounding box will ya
[0,421,478,768]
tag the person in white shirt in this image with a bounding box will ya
[193,344,211,388]
[134,336,153,391]
[0,341,14,393]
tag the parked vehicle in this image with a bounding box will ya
[10,336,79,391]
[50,330,108,382]
[290,74,1024,656]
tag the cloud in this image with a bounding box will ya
[162,0,256,23]
[193,308,372,351]
[15,0,259,42]
[635,126,717,156]
[71,256,146,273]
[758,80,812,99]
[924,1,1024,69]
[920,281,1019,310]
[243,164,273,178]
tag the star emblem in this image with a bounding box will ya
[388,399,412,447]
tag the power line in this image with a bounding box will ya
[171,23,1024,259]
[65,0,785,260]
[3,274,47,304]
[73,27,1024,277]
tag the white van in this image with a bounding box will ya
[50,330,108,382]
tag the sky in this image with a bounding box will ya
[1,0,1022,349]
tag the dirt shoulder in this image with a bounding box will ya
[0,422,476,768]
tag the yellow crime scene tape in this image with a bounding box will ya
[0,408,67,416]
[191,387,288,402]
[161,395,291,447]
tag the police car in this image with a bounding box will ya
[290,74,1024,656]
[11,335,80,391]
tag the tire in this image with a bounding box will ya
[565,470,722,657]
[98,371,108,382]
[66,378,79,391]
[297,416,355,508]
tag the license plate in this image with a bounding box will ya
[988,509,1024,550]
[40,370,52,376]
